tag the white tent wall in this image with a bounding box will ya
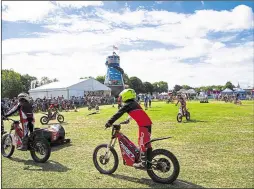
[47,90,68,99]
[68,90,85,98]
[29,91,48,99]
[29,90,68,99]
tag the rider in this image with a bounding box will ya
[175,94,187,115]
[105,88,152,169]
[1,102,6,135]
[3,93,34,150]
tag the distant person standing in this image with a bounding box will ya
[144,94,149,110]
[148,94,152,108]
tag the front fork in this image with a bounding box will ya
[105,138,117,159]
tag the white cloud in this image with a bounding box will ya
[55,1,103,8]
[2,1,56,22]
[2,3,253,88]
[2,1,104,22]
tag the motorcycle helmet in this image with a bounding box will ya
[17,93,30,102]
[119,88,136,102]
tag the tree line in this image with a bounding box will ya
[173,81,236,94]
[2,69,237,98]
[93,74,168,94]
[1,69,58,98]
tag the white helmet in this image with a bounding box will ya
[18,93,30,102]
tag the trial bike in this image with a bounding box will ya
[176,107,190,123]
[40,109,64,125]
[1,118,51,163]
[93,122,180,184]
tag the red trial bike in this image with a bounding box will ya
[1,118,51,163]
[93,122,180,184]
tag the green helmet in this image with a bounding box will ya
[119,88,136,102]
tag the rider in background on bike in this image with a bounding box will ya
[3,93,34,150]
[105,88,152,169]
[175,95,187,115]
[1,103,6,135]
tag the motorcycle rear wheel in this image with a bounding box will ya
[30,138,51,163]
[147,149,180,184]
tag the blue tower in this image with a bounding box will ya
[104,51,125,97]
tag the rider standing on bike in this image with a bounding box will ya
[175,95,187,115]
[105,89,152,169]
[3,93,34,150]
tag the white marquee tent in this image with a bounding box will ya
[29,78,111,99]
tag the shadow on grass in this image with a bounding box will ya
[46,122,69,125]
[51,142,73,152]
[9,157,71,172]
[108,174,204,188]
[182,119,207,123]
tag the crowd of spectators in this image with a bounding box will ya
[1,95,116,113]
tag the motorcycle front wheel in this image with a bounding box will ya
[147,149,180,184]
[1,134,15,158]
[93,144,119,174]
[176,113,182,123]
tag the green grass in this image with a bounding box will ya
[2,101,254,188]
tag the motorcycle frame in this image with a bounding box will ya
[106,125,172,167]
[7,120,24,146]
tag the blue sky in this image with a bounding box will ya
[2,1,254,88]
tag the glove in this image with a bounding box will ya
[105,122,112,128]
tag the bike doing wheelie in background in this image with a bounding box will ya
[93,122,180,184]
[40,108,64,125]
[175,95,190,123]
[176,106,190,123]
[1,117,51,163]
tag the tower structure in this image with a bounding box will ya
[104,50,125,97]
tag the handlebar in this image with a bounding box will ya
[105,121,129,130]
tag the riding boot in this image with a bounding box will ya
[146,147,153,170]
[133,152,146,169]
[17,136,29,151]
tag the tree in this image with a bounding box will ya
[1,69,23,98]
[225,81,235,90]
[129,76,144,94]
[52,78,59,82]
[143,82,153,94]
[20,74,37,93]
[153,81,168,93]
[152,82,159,93]
[173,85,182,93]
[182,85,191,90]
[96,75,105,84]
[80,76,94,79]
[123,73,130,86]
[157,81,168,93]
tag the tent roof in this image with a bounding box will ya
[222,88,233,93]
[234,88,246,92]
[29,78,111,92]
[186,89,196,94]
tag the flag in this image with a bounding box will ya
[113,45,118,50]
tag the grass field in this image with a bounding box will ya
[1,100,254,188]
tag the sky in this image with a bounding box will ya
[2,1,254,89]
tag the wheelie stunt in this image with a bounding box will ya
[93,89,180,184]
[2,93,51,163]
[40,106,64,125]
[175,95,190,122]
